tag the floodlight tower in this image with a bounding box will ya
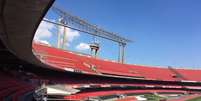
[90,43,99,58]
[90,35,100,58]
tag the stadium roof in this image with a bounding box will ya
[0,0,56,69]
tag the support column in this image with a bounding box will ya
[118,43,126,63]
[62,26,67,49]
[57,21,60,48]
[121,44,125,63]
[118,43,122,63]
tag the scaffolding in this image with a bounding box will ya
[43,6,132,63]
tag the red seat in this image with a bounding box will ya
[32,43,201,82]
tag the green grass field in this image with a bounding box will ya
[139,94,201,101]
[187,96,201,101]
[143,94,166,101]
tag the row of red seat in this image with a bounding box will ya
[176,69,201,81]
[0,71,35,101]
[64,89,187,100]
[1,67,200,101]
[15,68,201,93]
[32,42,201,82]
[1,68,200,101]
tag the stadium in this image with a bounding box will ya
[0,0,201,101]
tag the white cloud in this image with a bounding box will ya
[39,40,51,46]
[65,42,70,47]
[34,19,55,41]
[34,18,80,48]
[59,27,80,41]
[76,43,90,51]
[58,26,80,47]
[66,27,80,42]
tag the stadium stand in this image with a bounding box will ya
[63,89,187,100]
[0,69,36,101]
[1,0,201,100]
[1,64,201,101]
[168,94,201,101]
[176,69,201,81]
[33,42,201,82]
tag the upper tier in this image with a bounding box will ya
[32,42,201,82]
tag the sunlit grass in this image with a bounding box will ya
[187,96,201,101]
[143,94,166,101]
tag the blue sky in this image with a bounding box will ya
[35,0,201,69]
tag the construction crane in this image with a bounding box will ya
[43,6,132,63]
